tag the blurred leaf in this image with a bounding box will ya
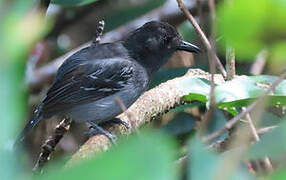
[0,1,49,179]
[188,137,221,180]
[40,131,177,180]
[151,67,189,88]
[51,0,98,6]
[269,169,286,180]
[188,138,253,180]
[218,0,267,58]
[259,111,282,128]
[0,150,25,179]
[247,118,286,159]
[162,112,196,136]
[218,0,286,59]
[178,21,196,42]
[2,11,49,60]
[207,110,228,142]
[104,0,166,31]
[270,42,286,70]
[0,3,48,146]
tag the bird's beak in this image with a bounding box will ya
[176,41,200,53]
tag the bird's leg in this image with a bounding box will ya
[92,20,105,46]
[86,121,117,144]
[110,118,131,130]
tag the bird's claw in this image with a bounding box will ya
[111,118,131,130]
[87,121,117,144]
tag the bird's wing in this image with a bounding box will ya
[40,58,134,115]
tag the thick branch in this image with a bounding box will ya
[66,69,225,165]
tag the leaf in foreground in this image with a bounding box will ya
[40,131,177,180]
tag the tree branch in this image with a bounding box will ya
[33,118,71,173]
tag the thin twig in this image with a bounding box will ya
[250,50,268,75]
[208,0,216,21]
[226,45,235,80]
[244,112,259,141]
[208,0,216,49]
[114,96,136,129]
[196,0,204,31]
[200,38,216,134]
[257,126,277,135]
[200,0,217,134]
[33,118,71,173]
[243,108,273,172]
[176,0,227,78]
[203,71,286,143]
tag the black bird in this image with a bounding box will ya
[16,21,200,143]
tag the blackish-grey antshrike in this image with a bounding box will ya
[16,21,200,144]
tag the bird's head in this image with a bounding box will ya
[123,21,200,75]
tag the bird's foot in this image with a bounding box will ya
[86,121,117,144]
[110,118,131,130]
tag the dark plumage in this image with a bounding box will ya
[16,21,200,143]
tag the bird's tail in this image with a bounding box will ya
[14,107,43,147]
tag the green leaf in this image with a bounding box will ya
[180,78,210,103]
[188,138,222,180]
[162,112,196,136]
[271,42,286,70]
[247,118,286,159]
[151,67,190,89]
[215,75,286,114]
[178,21,196,42]
[276,79,286,96]
[207,110,228,142]
[269,169,286,180]
[215,77,264,105]
[0,1,47,179]
[188,137,253,180]
[259,111,282,128]
[51,0,98,6]
[218,0,286,59]
[173,73,285,115]
[168,102,203,113]
[40,131,178,180]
